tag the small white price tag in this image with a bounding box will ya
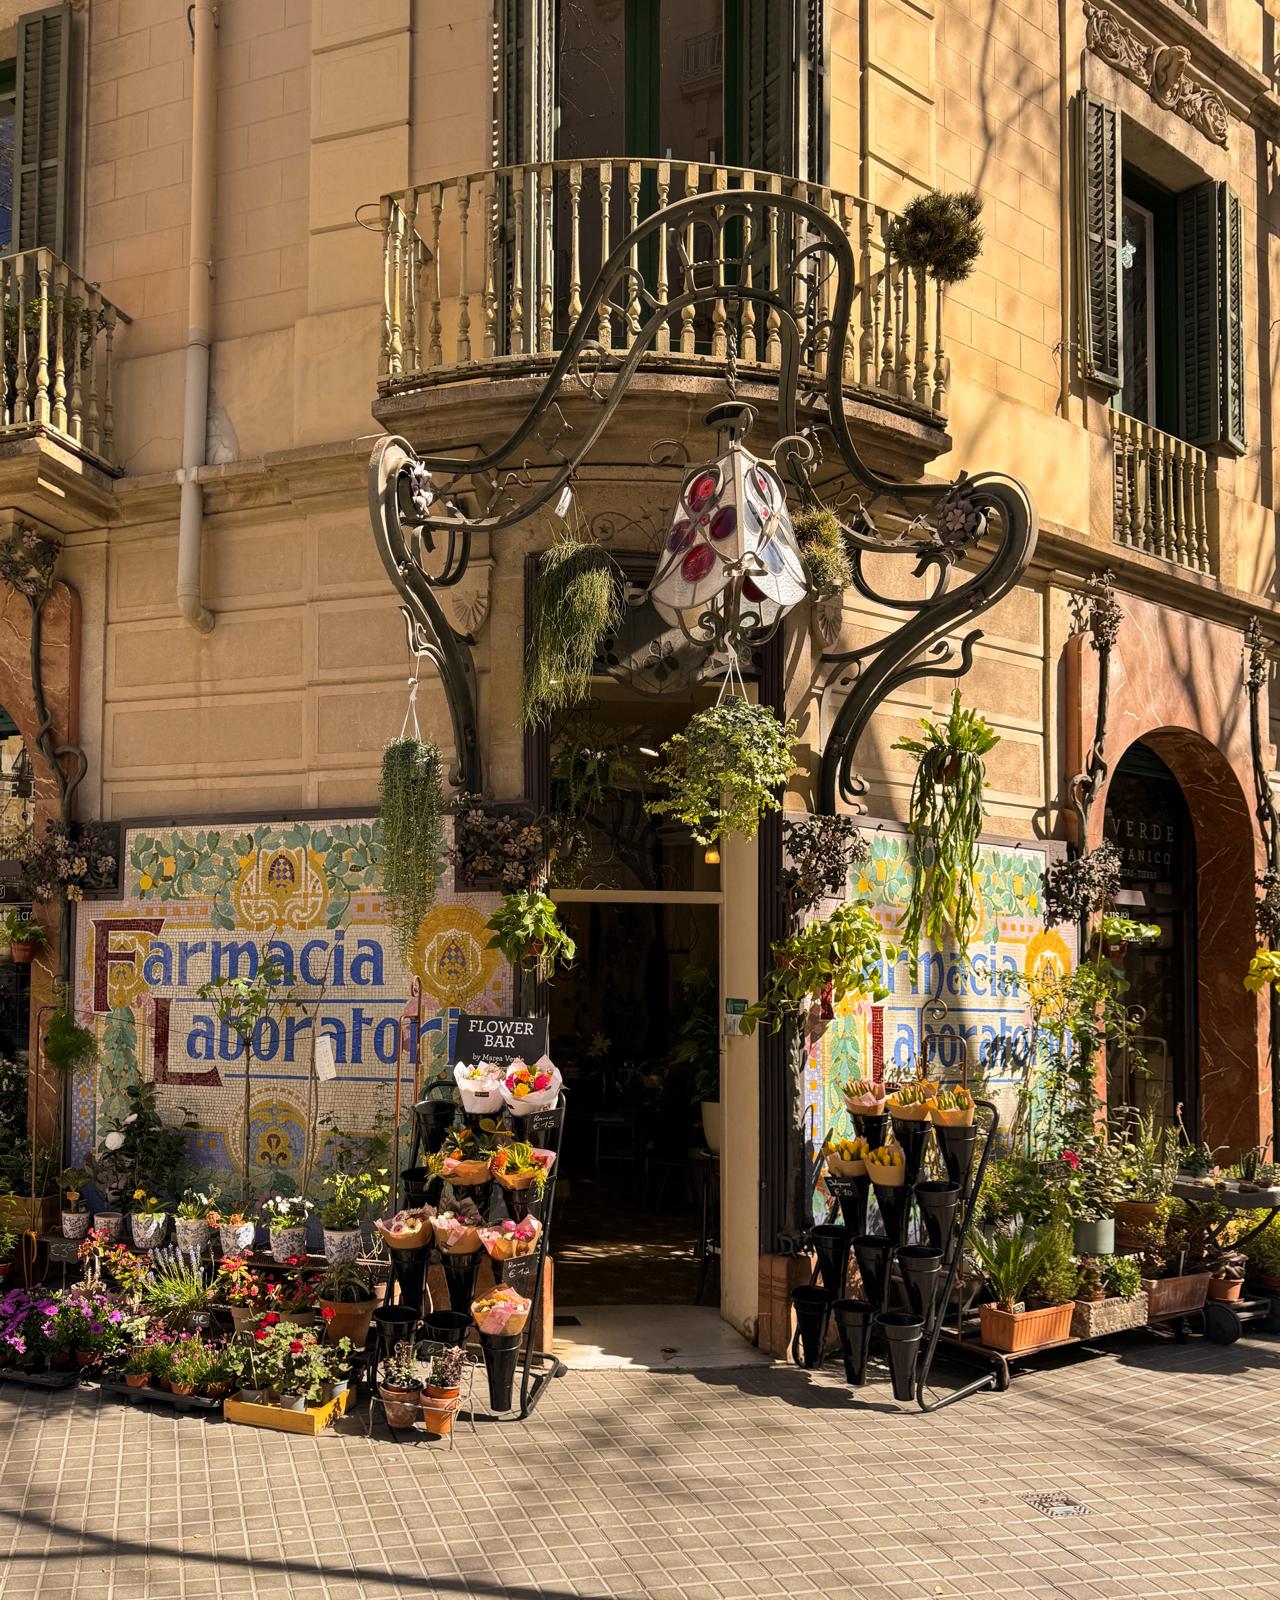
[314,1032,337,1081]
[554,483,573,518]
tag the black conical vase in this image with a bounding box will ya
[388,1243,431,1316]
[789,1285,832,1369]
[851,1235,894,1314]
[400,1166,433,1208]
[827,1175,871,1234]
[875,1311,924,1403]
[851,1111,888,1148]
[915,1181,960,1251]
[440,1248,484,1315]
[871,1181,911,1246]
[831,1298,875,1387]
[889,1115,933,1187]
[936,1124,979,1193]
[413,1097,457,1154]
[450,1180,492,1216]
[419,1310,470,1348]
[479,1330,522,1411]
[896,1245,943,1319]
[809,1224,853,1297]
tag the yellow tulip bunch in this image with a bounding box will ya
[825,1136,871,1178]
[840,1078,886,1113]
[931,1086,975,1128]
[865,1143,906,1187]
[887,1080,938,1121]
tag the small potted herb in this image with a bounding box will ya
[172,1191,214,1256]
[319,1169,389,1263]
[0,911,46,965]
[378,1341,423,1429]
[420,1345,465,1437]
[122,1344,153,1390]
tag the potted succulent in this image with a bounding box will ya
[261,1194,312,1262]
[1070,1254,1148,1338]
[59,1167,92,1241]
[315,1261,379,1346]
[971,1223,1073,1351]
[485,890,576,982]
[378,1341,423,1429]
[420,1344,465,1437]
[0,911,46,965]
[319,1168,388,1262]
[1207,1250,1246,1303]
[129,1191,168,1250]
[172,1191,214,1255]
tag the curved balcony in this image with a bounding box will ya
[373,160,952,465]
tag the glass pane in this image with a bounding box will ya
[557,0,627,159]
[0,101,14,251]
[657,1,724,164]
[1120,199,1152,422]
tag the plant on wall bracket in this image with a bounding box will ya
[741,901,891,1035]
[646,697,797,847]
[379,736,444,961]
[485,891,577,984]
[892,690,999,970]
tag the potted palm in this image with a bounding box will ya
[971,1223,1073,1351]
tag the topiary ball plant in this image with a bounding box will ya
[523,540,624,726]
[885,190,984,285]
[379,737,445,961]
[645,699,797,848]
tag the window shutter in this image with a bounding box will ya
[1076,92,1122,391]
[742,0,795,177]
[1177,181,1246,453]
[497,0,552,166]
[13,3,70,257]
[798,0,826,184]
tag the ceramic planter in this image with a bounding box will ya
[130,1213,167,1250]
[60,1210,91,1241]
[379,1383,421,1429]
[789,1285,832,1369]
[173,1218,212,1255]
[268,1225,307,1263]
[830,1298,875,1387]
[279,1311,317,1330]
[875,1311,923,1402]
[1072,1217,1115,1256]
[1070,1292,1149,1339]
[317,1296,378,1346]
[322,1228,362,1264]
[1143,1273,1210,1319]
[979,1301,1073,1352]
[218,1220,257,1255]
[93,1212,124,1243]
[170,1381,196,1398]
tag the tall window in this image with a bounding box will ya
[0,60,15,251]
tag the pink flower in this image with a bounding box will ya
[1061,1150,1081,1171]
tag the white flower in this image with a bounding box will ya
[103,1131,125,1152]
[124,1113,137,1124]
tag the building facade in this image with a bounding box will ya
[0,0,1276,1345]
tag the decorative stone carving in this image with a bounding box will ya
[1084,2,1230,148]
[440,556,493,637]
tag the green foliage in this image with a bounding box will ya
[1100,914,1160,947]
[44,1010,98,1075]
[976,1154,1057,1230]
[1027,1196,1078,1306]
[970,1223,1056,1312]
[794,507,852,597]
[1243,1220,1280,1277]
[0,911,45,945]
[316,1261,375,1303]
[319,1168,388,1230]
[670,964,720,1103]
[93,1082,191,1203]
[142,1247,215,1321]
[1063,1132,1126,1221]
[550,728,639,816]
[378,737,444,962]
[1103,1255,1142,1299]
[892,692,998,969]
[485,891,576,982]
[1113,1108,1180,1202]
[646,699,797,847]
[523,540,624,726]
[885,189,984,284]
[741,902,889,1035]
[173,1190,214,1221]
[0,1226,17,1262]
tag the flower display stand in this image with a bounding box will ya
[225,1387,352,1436]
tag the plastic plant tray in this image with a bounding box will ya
[97,1378,224,1414]
[0,1365,81,1390]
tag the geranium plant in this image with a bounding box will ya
[646,698,797,847]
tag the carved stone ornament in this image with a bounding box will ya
[440,556,493,637]
[1084,2,1230,148]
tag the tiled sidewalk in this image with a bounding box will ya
[1,1331,1277,1600]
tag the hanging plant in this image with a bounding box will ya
[793,507,852,598]
[782,814,869,921]
[891,690,999,967]
[522,540,624,727]
[1040,842,1121,929]
[740,902,891,1035]
[884,189,984,285]
[646,699,797,847]
[379,737,445,960]
[485,891,576,983]
[44,1009,98,1075]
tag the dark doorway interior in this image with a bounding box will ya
[1102,741,1199,1134]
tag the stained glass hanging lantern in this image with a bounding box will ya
[646,403,808,653]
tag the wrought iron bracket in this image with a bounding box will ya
[1064,569,1124,849]
[1246,618,1279,871]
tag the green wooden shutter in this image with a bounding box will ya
[741,0,795,177]
[13,3,70,257]
[1177,181,1246,453]
[1076,92,1122,392]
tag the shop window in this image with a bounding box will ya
[1077,92,1246,453]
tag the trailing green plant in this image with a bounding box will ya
[892,691,998,969]
[485,890,576,982]
[522,539,624,726]
[43,1009,98,1075]
[741,902,889,1034]
[970,1222,1056,1312]
[1099,914,1160,948]
[884,189,984,284]
[378,736,444,961]
[0,911,45,947]
[793,507,852,597]
[646,699,797,847]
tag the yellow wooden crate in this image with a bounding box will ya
[224,1387,353,1436]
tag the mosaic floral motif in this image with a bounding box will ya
[248,1097,308,1172]
[97,1007,140,1135]
[854,834,1044,943]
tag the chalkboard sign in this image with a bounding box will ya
[453,1013,548,1068]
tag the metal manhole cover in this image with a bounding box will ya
[1019,1491,1091,1518]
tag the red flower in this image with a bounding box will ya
[261,1312,280,1326]
[1061,1149,1081,1171]
[320,1306,335,1320]
[253,1328,268,1342]
[286,1255,304,1266]
[289,1339,303,1354]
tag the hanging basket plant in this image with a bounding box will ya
[522,539,624,727]
[485,890,576,983]
[884,189,984,285]
[891,690,998,968]
[645,699,797,847]
[379,737,445,961]
[793,507,852,598]
[741,902,891,1035]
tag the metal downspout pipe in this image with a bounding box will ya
[178,0,217,632]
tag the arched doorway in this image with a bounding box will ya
[1102,742,1197,1132]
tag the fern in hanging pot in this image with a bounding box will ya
[645,699,797,847]
[523,538,624,726]
[485,891,576,983]
[891,690,998,968]
[379,737,445,961]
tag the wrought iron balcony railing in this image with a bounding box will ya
[1110,411,1212,574]
[377,159,951,420]
[0,248,126,469]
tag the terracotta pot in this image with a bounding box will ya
[201,1383,231,1400]
[420,1383,459,1437]
[317,1296,378,1346]
[379,1384,421,1429]
[124,1373,150,1389]
[228,1306,260,1334]
[278,1310,317,1329]
[1256,1272,1280,1291]
[8,941,35,964]
[1207,1277,1244,1303]
[153,1377,172,1393]
[170,1381,196,1397]
[978,1301,1074,1352]
[73,1350,99,1369]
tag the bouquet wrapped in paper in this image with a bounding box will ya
[433,1198,485,1255]
[373,1207,434,1250]
[886,1080,938,1122]
[489,1141,555,1193]
[825,1136,870,1180]
[471,1284,531,1337]
[498,1055,562,1116]
[930,1086,975,1128]
[453,1060,505,1115]
[478,1216,542,1261]
[865,1144,906,1187]
[433,1128,494,1187]
[840,1078,886,1116]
